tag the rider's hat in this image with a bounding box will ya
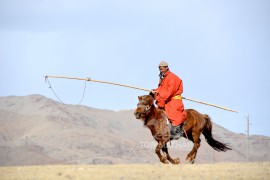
[159,61,168,67]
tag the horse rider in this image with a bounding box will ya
[151,61,187,140]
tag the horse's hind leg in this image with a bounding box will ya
[162,143,180,164]
[186,133,201,164]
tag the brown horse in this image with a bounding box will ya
[134,95,231,164]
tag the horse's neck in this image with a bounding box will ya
[145,118,158,136]
[145,117,157,127]
[145,108,168,137]
[145,107,162,127]
[144,106,156,122]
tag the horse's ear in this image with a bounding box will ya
[138,96,142,101]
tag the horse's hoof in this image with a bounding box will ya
[161,157,169,164]
[185,159,195,164]
[161,159,169,164]
[172,157,180,164]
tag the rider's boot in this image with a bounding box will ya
[170,123,183,140]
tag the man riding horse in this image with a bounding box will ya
[151,61,186,140]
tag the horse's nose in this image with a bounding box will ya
[134,111,140,119]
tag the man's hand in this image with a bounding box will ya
[149,90,157,98]
[151,90,158,94]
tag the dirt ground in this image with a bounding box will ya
[0,162,269,180]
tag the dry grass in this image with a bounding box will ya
[0,162,270,180]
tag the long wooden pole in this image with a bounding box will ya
[45,75,151,92]
[181,97,237,113]
[45,75,238,113]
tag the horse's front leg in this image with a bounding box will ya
[155,141,169,164]
[162,143,180,164]
[186,133,201,164]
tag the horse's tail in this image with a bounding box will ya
[202,114,232,152]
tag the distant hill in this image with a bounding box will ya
[0,94,269,166]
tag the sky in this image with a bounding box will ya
[1,0,270,136]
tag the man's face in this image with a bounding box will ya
[159,66,168,74]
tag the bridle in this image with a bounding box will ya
[137,103,152,115]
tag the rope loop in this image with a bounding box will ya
[45,77,87,105]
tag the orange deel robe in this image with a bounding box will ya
[154,70,187,126]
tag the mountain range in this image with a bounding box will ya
[0,94,269,166]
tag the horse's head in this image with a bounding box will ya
[134,95,154,120]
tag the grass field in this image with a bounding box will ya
[1,162,270,180]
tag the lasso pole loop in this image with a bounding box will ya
[45,75,238,113]
[45,75,87,105]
